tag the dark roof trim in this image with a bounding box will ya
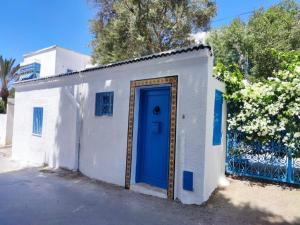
[15,44,211,85]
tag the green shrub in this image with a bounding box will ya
[0,100,5,114]
[215,50,300,153]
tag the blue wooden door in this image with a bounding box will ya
[136,87,171,189]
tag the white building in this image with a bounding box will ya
[18,45,91,80]
[12,45,226,205]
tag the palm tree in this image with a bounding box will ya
[0,56,19,110]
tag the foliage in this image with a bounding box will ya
[208,0,300,79]
[90,0,216,64]
[0,100,5,114]
[0,56,19,107]
[9,88,15,98]
[215,50,300,154]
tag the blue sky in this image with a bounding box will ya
[0,0,282,63]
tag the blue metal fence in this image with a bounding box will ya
[226,131,300,185]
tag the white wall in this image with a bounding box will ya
[0,99,15,146]
[202,56,226,202]
[55,47,91,74]
[13,49,226,204]
[0,114,7,146]
[5,99,14,145]
[21,46,91,79]
[12,85,78,169]
[22,50,57,78]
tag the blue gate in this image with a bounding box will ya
[226,131,300,185]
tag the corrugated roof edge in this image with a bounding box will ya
[15,44,211,85]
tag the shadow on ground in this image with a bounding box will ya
[204,187,300,225]
[0,166,299,225]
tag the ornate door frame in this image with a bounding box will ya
[125,76,178,200]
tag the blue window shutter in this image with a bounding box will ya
[95,93,101,116]
[213,90,223,145]
[109,92,114,115]
[39,108,43,135]
[95,92,114,116]
[32,109,36,134]
[33,107,43,136]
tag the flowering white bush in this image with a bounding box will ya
[215,51,300,155]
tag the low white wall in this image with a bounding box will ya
[0,99,15,146]
[0,114,7,146]
[12,48,226,204]
[5,99,15,145]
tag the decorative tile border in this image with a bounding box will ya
[125,76,178,200]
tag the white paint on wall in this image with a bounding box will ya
[202,56,227,202]
[5,99,15,145]
[12,48,227,205]
[21,46,91,78]
[0,114,7,146]
[0,99,15,146]
[22,48,57,78]
[55,47,91,75]
[12,87,78,169]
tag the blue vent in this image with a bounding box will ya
[95,92,114,116]
[32,107,43,136]
[183,171,193,191]
[213,90,223,145]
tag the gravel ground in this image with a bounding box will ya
[0,147,299,225]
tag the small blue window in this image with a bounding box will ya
[32,107,43,136]
[95,92,114,116]
[213,90,223,145]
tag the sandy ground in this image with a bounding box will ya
[0,147,299,225]
[0,146,24,173]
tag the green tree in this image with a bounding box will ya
[90,0,217,64]
[208,0,300,79]
[0,56,19,110]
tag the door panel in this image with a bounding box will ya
[136,87,171,189]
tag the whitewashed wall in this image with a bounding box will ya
[5,99,15,145]
[21,46,91,78]
[203,56,227,202]
[0,114,7,146]
[22,50,57,78]
[0,99,15,146]
[12,86,78,168]
[13,49,226,204]
[55,47,91,74]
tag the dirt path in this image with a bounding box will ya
[207,178,300,224]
